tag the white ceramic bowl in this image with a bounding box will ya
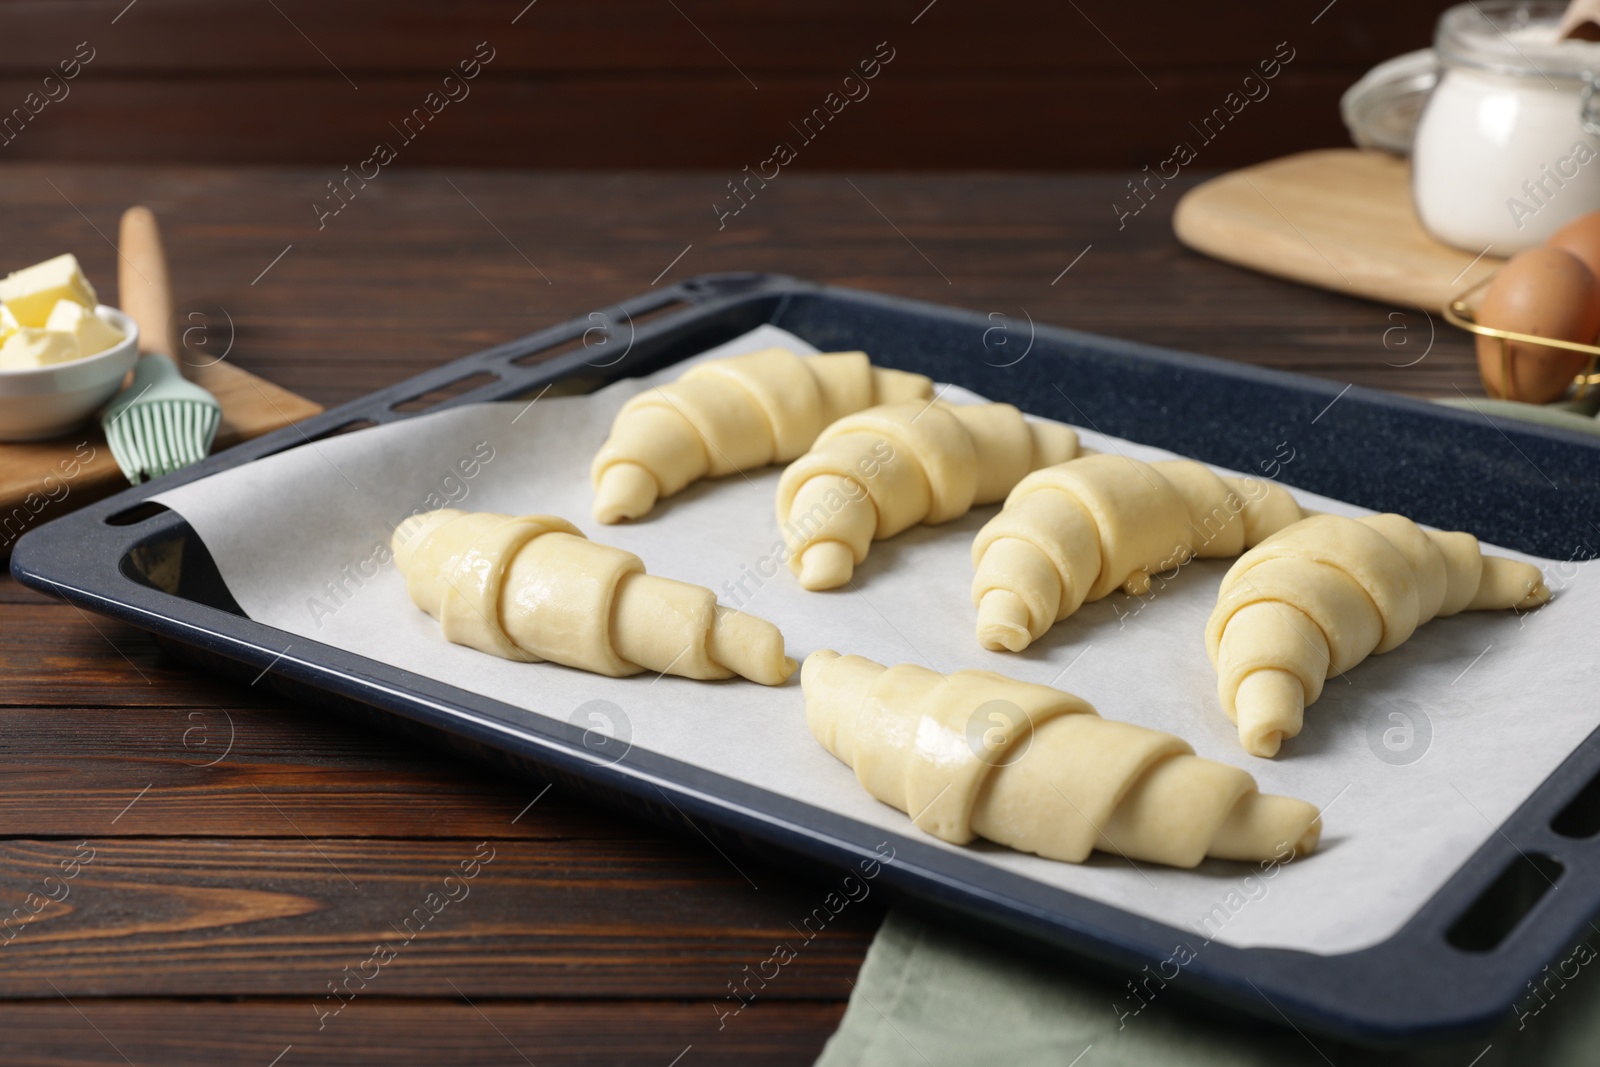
[0,306,139,442]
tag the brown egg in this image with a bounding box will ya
[1546,211,1600,282]
[1475,247,1600,403]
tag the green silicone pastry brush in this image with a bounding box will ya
[101,206,221,484]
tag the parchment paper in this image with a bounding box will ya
[153,325,1597,955]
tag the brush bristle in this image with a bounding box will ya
[104,400,220,483]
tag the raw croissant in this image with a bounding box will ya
[591,346,932,523]
[972,455,1305,652]
[776,401,1080,591]
[393,509,796,685]
[1207,513,1550,757]
[803,651,1321,868]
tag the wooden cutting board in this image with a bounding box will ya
[1173,148,1506,309]
[0,359,319,559]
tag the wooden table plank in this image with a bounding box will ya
[0,838,880,999]
[0,603,280,708]
[0,0,1434,170]
[0,0,1426,72]
[0,72,1367,172]
[0,578,55,605]
[0,1000,845,1066]
[0,704,648,840]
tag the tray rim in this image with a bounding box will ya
[13,270,1600,1048]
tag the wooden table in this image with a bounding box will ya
[0,164,1483,1065]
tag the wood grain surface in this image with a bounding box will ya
[0,0,1437,169]
[0,837,877,998]
[0,1001,846,1066]
[0,161,1486,1065]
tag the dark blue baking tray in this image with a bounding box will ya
[13,273,1600,1047]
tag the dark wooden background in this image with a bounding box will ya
[0,0,1442,167]
[0,161,1483,1064]
[0,1,1502,1063]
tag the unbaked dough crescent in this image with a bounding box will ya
[972,454,1305,651]
[1206,513,1550,757]
[803,650,1321,868]
[393,509,796,685]
[591,347,932,523]
[775,400,1080,590]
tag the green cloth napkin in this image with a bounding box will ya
[1433,396,1600,436]
[816,908,1600,1067]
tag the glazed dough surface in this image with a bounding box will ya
[971,454,1306,652]
[393,509,796,685]
[590,347,932,523]
[1206,513,1552,757]
[775,401,1081,591]
[802,650,1321,868]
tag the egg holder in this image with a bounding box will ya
[1444,276,1600,406]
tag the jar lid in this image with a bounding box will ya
[1436,0,1600,80]
[1341,48,1438,154]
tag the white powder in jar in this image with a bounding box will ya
[1414,16,1600,252]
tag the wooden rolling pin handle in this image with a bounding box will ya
[117,206,182,370]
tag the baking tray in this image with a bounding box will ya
[12,272,1600,1046]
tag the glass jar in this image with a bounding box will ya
[1413,0,1600,253]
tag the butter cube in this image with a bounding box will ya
[0,254,98,327]
[0,327,80,369]
[0,303,17,339]
[45,299,124,358]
